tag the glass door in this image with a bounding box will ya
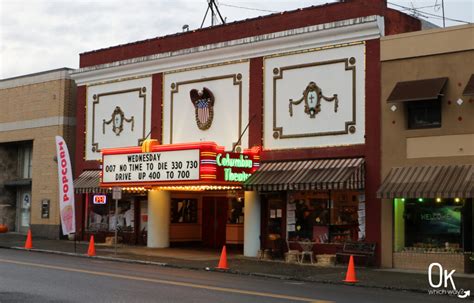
[17,189,31,234]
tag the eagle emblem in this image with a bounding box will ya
[190,87,215,130]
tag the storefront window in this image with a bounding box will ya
[329,191,362,243]
[86,195,135,232]
[394,198,464,252]
[171,199,197,223]
[287,191,365,243]
[227,197,244,224]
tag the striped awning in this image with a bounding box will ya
[74,170,109,194]
[377,164,474,199]
[243,158,364,192]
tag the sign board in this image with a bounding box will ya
[112,187,122,200]
[102,149,200,184]
[22,193,31,208]
[93,194,107,204]
[41,199,50,219]
[99,142,260,188]
[215,152,255,182]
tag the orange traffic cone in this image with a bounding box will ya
[216,245,229,270]
[24,229,33,250]
[87,235,96,257]
[343,255,358,283]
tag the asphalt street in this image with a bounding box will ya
[0,249,466,303]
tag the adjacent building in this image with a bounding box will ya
[378,24,474,272]
[0,68,76,238]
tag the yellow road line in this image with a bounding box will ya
[0,258,333,303]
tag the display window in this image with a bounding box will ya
[171,199,197,223]
[227,197,244,224]
[287,191,365,243]
[394,198,468,253]
[86,194,135,232]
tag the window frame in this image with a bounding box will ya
[18,144,33,179]
[405,99,442,130]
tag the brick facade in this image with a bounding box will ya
[0,68,76,238]
[393,252,466,273]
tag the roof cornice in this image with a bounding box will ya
[71,15,384,86]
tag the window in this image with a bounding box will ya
[171,199,197,223]
[288,192,329,241]
[87,196,134,232]
[287,191,365,243]
[227,197,244,224]
[19,144,32,179]
[394,198,464,252]
[407,100,441,129]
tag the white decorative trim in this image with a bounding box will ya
[71,16,384,85]
[0,117,76,132]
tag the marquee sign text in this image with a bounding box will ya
[102,149,200,184]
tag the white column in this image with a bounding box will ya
[147,189,170,248]
[244,191,261,257]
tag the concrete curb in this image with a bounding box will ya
[1,245,432,294]
[10,246,169,267]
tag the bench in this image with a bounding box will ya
[335,241,376,266]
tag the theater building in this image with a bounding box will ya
[378,24,474,272]
[71,0,420,260]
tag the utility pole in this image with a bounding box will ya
[200,0,226,28]
[441,0,445,28]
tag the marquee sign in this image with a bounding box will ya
[100,142,260,188]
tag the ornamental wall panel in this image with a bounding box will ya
[264,42,366,149]
[163,62,250,151]
[85,77,152,161]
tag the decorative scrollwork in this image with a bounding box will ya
[103,106,134,136]
[289,81,338,118]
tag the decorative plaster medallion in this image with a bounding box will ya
[289,81,338,118]
[103,106,135,136]
[190,87,215,130]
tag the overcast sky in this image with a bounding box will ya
[0,0,472,79]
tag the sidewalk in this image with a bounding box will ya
[0,232,472,293]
